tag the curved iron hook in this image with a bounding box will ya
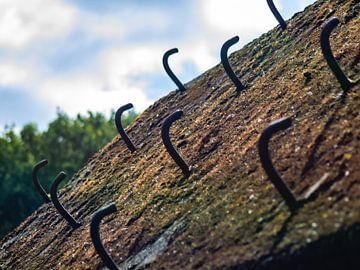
[115,103,136,152]
[90,203,118,270]
[266,0,287,30]
[50,172,81,229]
[163,48,186,92]
[220,36,245,93]
[258,117,299,212]
[320,17,355,92]
[161,110,190,178]
[32,160,51,203]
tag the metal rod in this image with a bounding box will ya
[220,36,245,93]
[258,117,299,211]
[32,160,51,203]
[163,48,186,92]
[266,0,287,30]
[320,17,354,92]
[115,103,136,152]
[50,172,81,229]
[90,203,118,270]
[161,110,190,178]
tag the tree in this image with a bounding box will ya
[0,109,137,238]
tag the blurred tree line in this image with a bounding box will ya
[0,109,137,238]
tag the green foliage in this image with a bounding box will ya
[0,109,137,238]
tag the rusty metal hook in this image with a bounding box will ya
[320,17,356,92]
[50,172,81,229]
[266,0,286,30]
[163,48,186,92]
[161,110,190,178]
[32,160,51,203]
[115,103,136,152]
[258,117,299,211]
[90,203,118,270]
[221,36,245,93]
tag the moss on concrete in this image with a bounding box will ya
[1,0,359,269]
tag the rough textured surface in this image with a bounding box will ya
[1,0,359,269]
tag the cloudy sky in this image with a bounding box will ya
[0,0,315,131]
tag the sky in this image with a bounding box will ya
[0,0,316,131]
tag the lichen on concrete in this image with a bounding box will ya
[1,0,359,269]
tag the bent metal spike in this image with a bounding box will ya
[220,36,245,93]
[266,0,287,30]
[258,117,299,212]
[115,103,136,152]
[320,17,357,92]
[161,110,191,178]
[163,48,186,92]
[90,203,118,270]
[50,172,81,229]
[32,160,51,203]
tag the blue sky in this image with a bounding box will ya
[0,0,316,131]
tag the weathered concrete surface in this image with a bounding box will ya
[1,0,359,269]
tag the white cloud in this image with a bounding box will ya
[0,0,76,49]
[198,0,282,45]
[38,73,151,116]
[185,43,217,73]
[0,61,33,86]
[0,0,317,129]
[0,1,169,119]
[35,44,166,115]
[34,39,216,116]
[99,44,164,78]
